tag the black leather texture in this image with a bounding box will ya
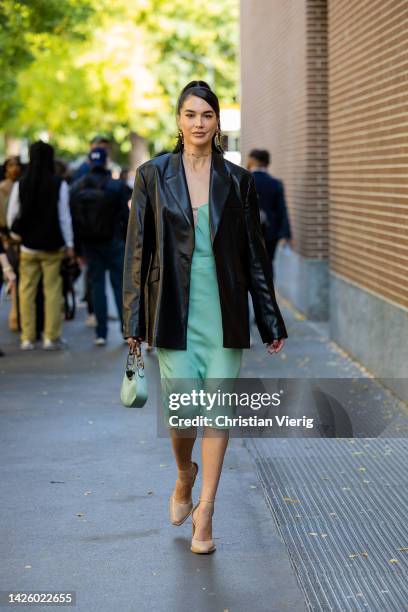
[123,151,288,349]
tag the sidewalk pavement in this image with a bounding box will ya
[0,298,306,612]
[0,292,407,611]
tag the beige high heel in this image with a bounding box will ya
[191,498,216,554]
[169,461,199,525]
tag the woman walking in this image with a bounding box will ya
[123,81,288,554]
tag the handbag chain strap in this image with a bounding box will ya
[126,344,144,373]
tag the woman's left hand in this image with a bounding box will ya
[266,339,285,354]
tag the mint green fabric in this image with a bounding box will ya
[157,203,243,429]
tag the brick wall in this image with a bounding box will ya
[329,0,408,308]
[240,0,328,259]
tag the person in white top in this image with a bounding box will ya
[7,140,75,351]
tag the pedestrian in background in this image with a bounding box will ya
[247,149,292,281]
[7,141,75,351]
[0,236,17,356]
[0,156,23,229]
[70,147,129,346]
[71,135,111,323]
[0,155,23,332]
[72,135,111,182]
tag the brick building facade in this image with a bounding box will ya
[240,0,408,383]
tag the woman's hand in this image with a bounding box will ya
[1,265,16,293]
[266,338,285,354]
[127,337,143,354]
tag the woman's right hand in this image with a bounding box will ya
[266,338,285,354]
[127,337,143,354]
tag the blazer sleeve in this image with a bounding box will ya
[122,167,154,339]
[244,174,288,343]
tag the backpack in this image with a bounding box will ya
[70,174,116,242]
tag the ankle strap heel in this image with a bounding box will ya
[191,498,216,554]
[169,462,199,526]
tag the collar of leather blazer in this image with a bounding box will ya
[164,151,231,246]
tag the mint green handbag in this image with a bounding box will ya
[120,345,148,408]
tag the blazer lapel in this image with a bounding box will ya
[209,152,231,245]
[165,153,194,228]
[165,151,231,246]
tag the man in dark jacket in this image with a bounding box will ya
[70,148,129,346]
[247,149,292,281]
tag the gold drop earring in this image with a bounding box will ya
[215,129,222,148]
[178,129,184,145]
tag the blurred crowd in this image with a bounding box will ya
[0,139,291,357]
[0,135,132,355]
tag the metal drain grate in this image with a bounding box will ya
[246,438,408,611]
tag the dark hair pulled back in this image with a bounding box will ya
[173,80,224,153]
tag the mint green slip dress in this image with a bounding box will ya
[157,203,243,429]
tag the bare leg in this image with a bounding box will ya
[170,426,198,502]
[193,427,229,540]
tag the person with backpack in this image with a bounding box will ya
[7,141,75,351]
[70,147,129,346]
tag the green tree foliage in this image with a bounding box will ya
[1,0,238,157]
[134,0,239,152]
[0,0,94,123]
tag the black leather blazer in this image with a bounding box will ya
[122,151,288,349]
